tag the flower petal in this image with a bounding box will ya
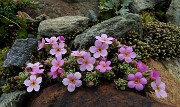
[75,80,82,87]
[118,54,124,60]
[67,83,76,92]
[159,82,166,90]
[74,72,81,80]
[151,82,157,90]
[101,43,109,50]
[101,34,107,38]
[125,57,132,63]
[140,78,147,84]
[155,90,161,98]
[86,64,93,71]
[89,57,95,64]
[30,75,36,81]
[95,40,102,47]
[159,90,167,98]
[128,81,135,88]
[89,46,97,53]
[67,73,73,79]
[128,74,135,81]
[80,65,86,71]
[34,84,40,91]
[59,43,65,48]
[119,47,125,53]
[24,80,31,86]
[77,58,84,64]
[135,72,142,79]
[101,50,108,57]
[126,47,133,53]
[130,52,136,58]
[62,78,70,86]
[36,77,42,84]
[50,49,56,55]
[27,86,33,92]
[94,52,100,58]
[135,84,144,91]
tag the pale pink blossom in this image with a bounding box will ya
[27,62,44,75]
[96,61,112,73]
[45,37,58,45]
[58,36,65,43]
[95,34,113,44]
[118,46,136,63]
[128,72,147,91]
[71,51,87,57]
[27,62,43,69]
[89,40,108,58]
[38,38,45,50]
[62,72,82,92]
[49,68,62,79]
[151,78,167,98]
[30,68,44,75]
[24,75,42,92]
[77,52,95,71]
[50,43,67,57]
[51,56,64,72]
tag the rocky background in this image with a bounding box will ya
[0,0,180,107]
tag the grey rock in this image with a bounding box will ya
[161,58,180,82]
[130,0,171,13]
[3,38,38,67]
[0,91,27,107]
[38,16,89,37]
[166,0,180,26]
[86,10,98,22]
[73,13,143,49]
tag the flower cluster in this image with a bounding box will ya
[22,34,167,98]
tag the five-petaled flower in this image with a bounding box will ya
[96,61,112,73]
[27,62,44,75]
[45,37,58,45]
[95,34,113,44]
[77,52,95,71]
[118,46,136,63]
[38,38,45,50]
[50,43,67,57]
[128,72,147,91]
[151,78,167,98]
[24,75,42,92]
[62,72,82,92]
[89,40,109,58]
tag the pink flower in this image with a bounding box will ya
[49,68,62,79]
[62,72,82,92]
[24,75,42,92]
[45,37,58,45]
[89,40,108,58]
[38,38,45,50]
[71,51,87,57]
[150,70,160,80]
[77,52,95,71]
[51,56,64,72]
[58,36,65,43]
[151,78,167,98]
[95,34,113,44]
[128,72,147,91]
[50,43,67,57]
[134,61,148,72]
[96,61,112,73]
[118,46,136,63]
[27,62,44,75]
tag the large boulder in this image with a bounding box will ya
[148,59,180,106]
[166,0,180,26]
[0,91,27,107]
[26,83,171,107]
[130,0,171,13]
[3,38,37,67]
[73,13,143,49]
[38,16,89,37]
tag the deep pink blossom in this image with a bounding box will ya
[58,36,65,43]
[62,72,82,92]
[49,68,62,79]
[45,37,58,45]
[89,40,108,58]
[150,70,160,80]
[24,75,42,92]
[118,46,136,63]
[51,56,64,72]
[128,72,147,91]
[151,78,167,98]
[50,43,67,57]
[96,61,112,73]
[71,51,86,57]
[134,61,148,72]
[38,38,45,50]
[77,52,95,71]
[95,34,113,44]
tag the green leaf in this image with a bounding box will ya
[122,0,133,7]
[16,29,27,39]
